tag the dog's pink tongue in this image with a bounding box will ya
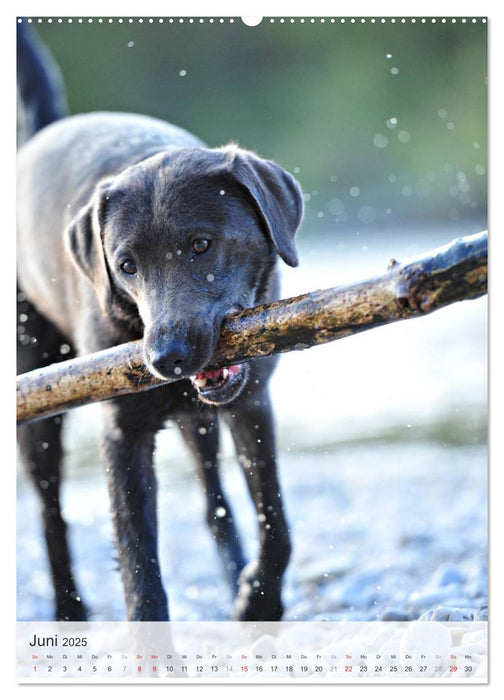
[194,369,223,381]
[193,365,242,381]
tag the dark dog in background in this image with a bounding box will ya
[17,25,303,621]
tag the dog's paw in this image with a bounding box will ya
[232,561,284,621]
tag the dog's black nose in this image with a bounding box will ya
[146,339,190,379]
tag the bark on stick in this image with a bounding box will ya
[17,231,487,424]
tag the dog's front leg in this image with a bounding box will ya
[223,390,291,621]
[176,412,246,593]
[101,403,169,621]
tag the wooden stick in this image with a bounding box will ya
[17,231,487,424]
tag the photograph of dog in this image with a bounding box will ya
[17,18,487,625]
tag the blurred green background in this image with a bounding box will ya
[33,17,487,236]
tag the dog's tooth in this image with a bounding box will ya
[193,377,207,388]
[222,368,229,379]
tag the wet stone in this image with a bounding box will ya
[461,628,487,649]
[432,563,466,587]
[408,582,463,608]
[381,608,412,621]
[474,603,488,621]
[251,634,277,659]
[300,554,356,585]
[332,577,378,609]
[418,606,474,622]
[399,533,433,548]
[468,575,487,599]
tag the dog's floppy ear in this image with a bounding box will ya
[230,150,303,267]
[65,180,113,315]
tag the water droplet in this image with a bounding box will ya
[198,426,207,435]
[373,133,389,148]
[386,117,398,129]
[215,507,226,518]
[475,163,486,175]
[328,198,344,215]
[207,273,215,282]
[358,206,377,224]
[349,186,360,197]
[437,108,448,119]
[219,189,225,195]
[174,367,182,375]
[179,69,187,77]
[398,130,410,143]
[390,67,399,75]
[127,40,135,47]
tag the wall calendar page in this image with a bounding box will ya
[16,9,488,685]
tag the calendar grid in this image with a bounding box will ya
[17,621,488,683]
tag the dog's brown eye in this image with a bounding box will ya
[120,260,137,275]
[192,238,211,254]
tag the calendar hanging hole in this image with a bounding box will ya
[241,17,263,27]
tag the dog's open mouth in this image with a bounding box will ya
[190,363,249,405]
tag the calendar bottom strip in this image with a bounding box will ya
[17,620,487,683]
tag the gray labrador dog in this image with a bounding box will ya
[17,25,303,621]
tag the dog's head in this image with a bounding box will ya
[66,145,303,405]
